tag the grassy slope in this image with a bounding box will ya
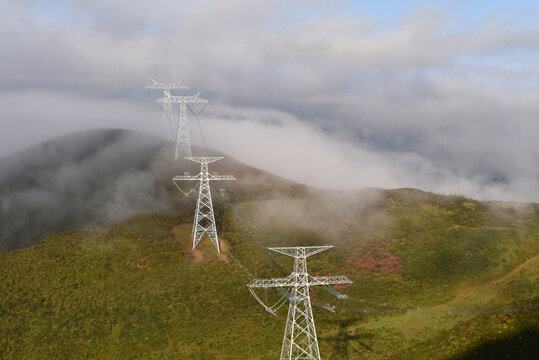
[1,212,284,359]
[1,190,538,359]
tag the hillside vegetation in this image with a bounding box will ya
[1,187,537,359]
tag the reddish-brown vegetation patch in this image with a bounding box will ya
[189,249,204,262]
[333,283,353,292]
[350,247,403,276]
[215,239,230,262]
[217,253,230,263]
[219,239,230,252]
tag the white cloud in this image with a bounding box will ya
[201,105,538,202]
[0,0,538,202]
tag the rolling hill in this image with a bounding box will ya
[0,129,303,250]
[0,129,537,359]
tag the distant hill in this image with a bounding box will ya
[0,129,304,250]
[0,129,537,359]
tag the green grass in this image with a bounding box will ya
[1,191,537,359]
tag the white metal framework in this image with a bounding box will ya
[173,157,235,253]
[145,79,189,151]
[248,246,352,360]
[157,90,208,160]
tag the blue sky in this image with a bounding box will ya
[344,0,539,23]
[30,1,539,29]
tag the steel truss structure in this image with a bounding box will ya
[146,78,208,160]
[157,90,207,160]
[173,157,235,253]
[248,246,352,360]
[145,79,189,152]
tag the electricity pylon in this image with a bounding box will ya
[145,78,189,140]
[173,157,235,253]
[157,90,208,160]
[248,246,353,360]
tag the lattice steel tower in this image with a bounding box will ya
[173,157,235,253]
[157,90,208,160]
[145,78,189,144]
[248,246,352,360]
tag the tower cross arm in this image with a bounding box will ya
[209,174,236,181]
[247,277,294,288]
[145,79,189,90]
[186,157,223,164]
[173,175,201,181]
[268,246,333,258]
[248,245,351,359]
[308,275,353,286]
[158,94,208,104]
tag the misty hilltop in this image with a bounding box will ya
[1,129,538,251]
[0,129,306,250]
[0,129,170,250]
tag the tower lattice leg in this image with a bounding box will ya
[281,287,320,360]
[175,103,192,160]
[163,98,172,123]
[193,177,220,253]
[281,255,320,360]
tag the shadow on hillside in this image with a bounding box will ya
[451,327,538,360]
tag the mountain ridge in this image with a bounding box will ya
[3,129,534,251]
[0,129,307,250]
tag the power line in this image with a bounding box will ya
[187,103,210,157]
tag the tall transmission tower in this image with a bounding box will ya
[145,78,189,139]
[248,246,352,360]
[157,90,208,160]
[173,157,235,253]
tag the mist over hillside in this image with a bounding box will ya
[0,129,306,250]
[2,129,537,254]
[0,129,177,249]
[2,129,538,252]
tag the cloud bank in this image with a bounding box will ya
[0,0,538,201]
[0,129,181,249]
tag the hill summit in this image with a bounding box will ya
[0,129,302,250]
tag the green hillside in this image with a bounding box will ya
[1,186,537,359]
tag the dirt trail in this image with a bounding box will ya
[457,254,537,295]
[433,254,539,310]
[363,254,538,332]
[218,239,230,262]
